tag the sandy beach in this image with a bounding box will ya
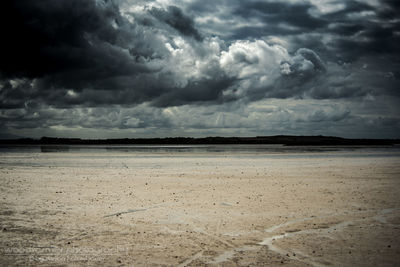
[1,147,400,266]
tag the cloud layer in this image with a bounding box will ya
[0,0,399,138]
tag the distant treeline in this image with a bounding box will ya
[0,136,399,146]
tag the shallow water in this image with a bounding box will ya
[0,144,399,169]
[1,144,399,155]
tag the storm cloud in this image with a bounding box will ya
[0,0,399,138]
[149,5,203,41]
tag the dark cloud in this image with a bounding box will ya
[239,2,315,28]
[376,0,400,19]
[149,6,203,41]
[322,1,374,21]
[152,76,236,107]
[234,1,328,32]
[320,1,399,62]
[327,24,365,36]
[328,26,400,62]
[0,0,399,138]
[0,0,149,78]
[231,25,298,40]
[0,0,160,109]
[186,0,228,14]
[307,109,350,123]
[322,7,400,62]
[220,0,400,64]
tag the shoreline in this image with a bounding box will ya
[1,135,399,146]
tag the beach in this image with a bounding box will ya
[1,146,400,266]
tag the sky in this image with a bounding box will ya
[0,0,399,139]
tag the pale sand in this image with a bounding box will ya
[0,151,400,266]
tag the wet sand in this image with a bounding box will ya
[1,150,400,266]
